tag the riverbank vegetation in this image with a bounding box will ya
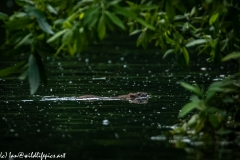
[0,0,240,158]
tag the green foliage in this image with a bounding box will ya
[0,62,26,77]
[222,52,240,62]
[0,2,239,136]
[172,77,240,148]
[28,54,40,95]
[0,0,240,155]
[180,82,203,97]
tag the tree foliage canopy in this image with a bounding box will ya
[1,0,240,95]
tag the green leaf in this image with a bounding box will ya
[46,4,58,14]
[54,43,66,56]
[136,18,155,30]
[47,29,66,43]
[19,70,28,80]
[209,12,219,25]
[15,0,34,6]
[129,29,142,36]
[5,18,32,31]
[37,18,54,34]
[209,79,233,88]
[136,31,145,47]
[165,0,175,21]
[186,39,208,47]
[126,1,136,8]
[206,90,216,100]
[187,114,198,127]
[97,15,106,40]
[173,2,186,13]
[178,101,199,118]
[0,62,25,77]
[163,49,174,59]
[14,33,32,49]
[62,28,73,43]
[140,5,158,11]
[28,54,40,95]
[25,5,54,34]
[220,39,228,51]
[24,5,44,19]
[108,0,122,6]
[222,52,240,61]
[113,5,137,18]
[105,11,125,30]
[182,47,189,65]
[206,79,233,100]
[180,82,203,97]
[205,0,212,3]
[83,6,100,27]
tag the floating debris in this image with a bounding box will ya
[92,77,106,80]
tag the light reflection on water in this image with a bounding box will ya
[0,45,238,159]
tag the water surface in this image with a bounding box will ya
[0,36,237,159]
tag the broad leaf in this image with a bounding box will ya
[136,18,155,30]
[163,49,174,59]
[46,4,58,14]
[25,5,54,34]
[97,15,106,40]
[0,62,25,77]
[140,5,158,11]
[206,79,233,100]
[47,29,66,43]
[136,31,145,47]
[14,33,32,49]
[19,70,28,80]
[37,18,54,34]
[62,28,73,43]
[105,11,125,30]
[186,39,208,48]
[28,54,40,95]
[222,52,240,61]
[209,12,219,25]
[15,0,34,6]
[24,5,44,19]
[178,101,199,118]
[113,5,137,18]
[108,0,122,6]
[129,29,142,36]
[180,82,203,97]
[165,0,175,21]
[173,2,186,13]
[182,47,189,65]
[83,6,100,27]
[5,18,32,31]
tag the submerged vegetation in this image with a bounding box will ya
[0,0,240,158]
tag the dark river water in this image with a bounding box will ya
[0,35,237,160]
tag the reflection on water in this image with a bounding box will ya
[41,92,149,104]
[0,36,238,159]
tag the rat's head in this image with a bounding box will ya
[129,92,148,99]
